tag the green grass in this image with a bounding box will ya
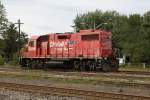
[0,64,19,68]
[119,64,150,72]
[120,68,150,72]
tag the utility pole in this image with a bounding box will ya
[93,22,96,30]
[14,19,24,57]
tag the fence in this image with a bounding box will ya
[120,63,150,69]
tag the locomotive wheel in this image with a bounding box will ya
[28,60,37,69]
[26,60,32,69]
[20,59,27,68]
[42,60,47,71]
[32,61,38,69]
[20,62,28,70]
[33,60,43,69]
[74,61,79,71]
[37,61,43,69]
[80,61,86,71]
[111,60,119,72]
[102,63,112,72]
[89,62,96,71]
[111,66,119,72]
[85,61,90,71]
[29,61,35,69]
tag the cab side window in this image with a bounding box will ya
[81,34,99,41]
[29,41,35,47]
[58,35,70,39]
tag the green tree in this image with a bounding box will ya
[0,1,8,34]
[2,24,18,60]
[74,10,126,50]
[0,2,28,63]
[142,11,150,62]
[73,10,150,63]
[122,14,145,62]
[74,10,119,32]
[2,24,28,61]
[0,1,8,56]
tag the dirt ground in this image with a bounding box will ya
[0,89,84,100]
[0,77,149,97]
[0,66,150,98]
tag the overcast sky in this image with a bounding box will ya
[1,0,150,36]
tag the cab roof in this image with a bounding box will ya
[31,36,40,40]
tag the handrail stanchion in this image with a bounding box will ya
[55,47,57,58]
[75,46,76,58]
[62,47,63,58]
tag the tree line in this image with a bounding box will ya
[0,2,28,64]
[0,1,150,64]
[74,10,150,63]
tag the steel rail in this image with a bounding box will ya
[0,82,149,100]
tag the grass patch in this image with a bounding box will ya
[119,64,150,71]
[0,64,19,68]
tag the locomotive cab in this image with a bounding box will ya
[21,36,38,58]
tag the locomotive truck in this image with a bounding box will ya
[20,29,119,72]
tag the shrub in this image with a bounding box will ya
[0,55,5,65]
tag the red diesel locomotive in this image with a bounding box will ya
[20,29,119,72]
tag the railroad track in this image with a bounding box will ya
[0,82,149,100]
[0,66,150,75]
[0,67,150,81]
